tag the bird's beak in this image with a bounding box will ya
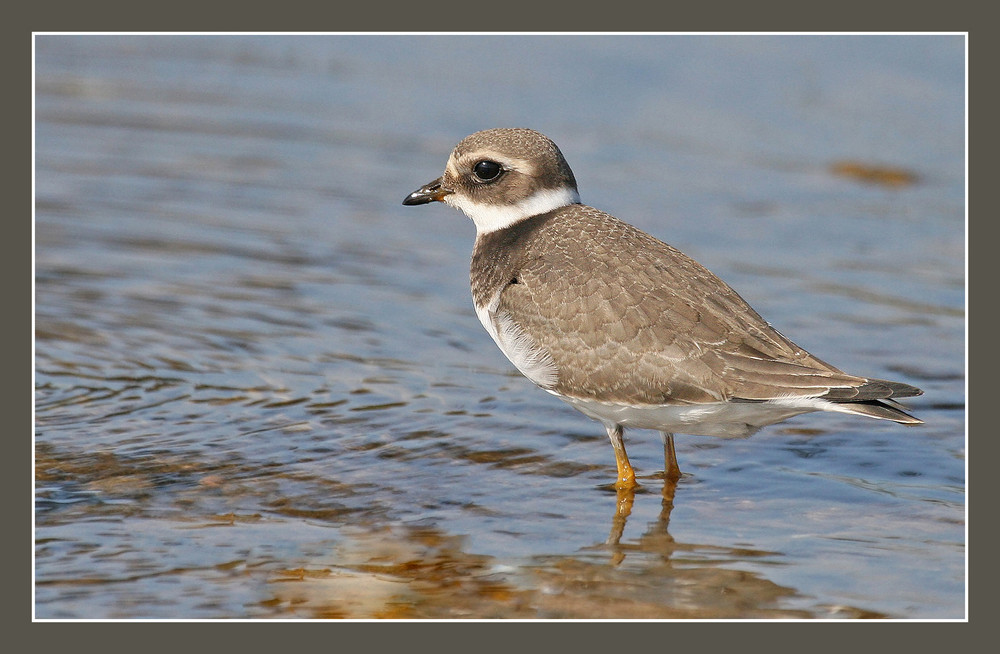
[402,177,452,205]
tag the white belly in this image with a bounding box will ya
[557,394,838,438]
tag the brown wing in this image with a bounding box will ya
[497,205,901,406]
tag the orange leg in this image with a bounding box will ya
[661,432,681,482]
[605,424,638,490]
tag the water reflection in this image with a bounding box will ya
[36,439,881,618]
[605,477,678,567]
[259,480,830,619]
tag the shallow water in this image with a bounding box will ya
[34,34,965,619]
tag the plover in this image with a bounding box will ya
[403,128,922,489]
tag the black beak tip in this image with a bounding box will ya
[402,178,448,206]
[402,192,431,206]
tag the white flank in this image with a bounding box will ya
[559,395,842,439]
[474,289,559,389]
[447,186,580,234]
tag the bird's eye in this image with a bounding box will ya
[472,160,503,182]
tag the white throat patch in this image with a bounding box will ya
[447,186,580,235]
